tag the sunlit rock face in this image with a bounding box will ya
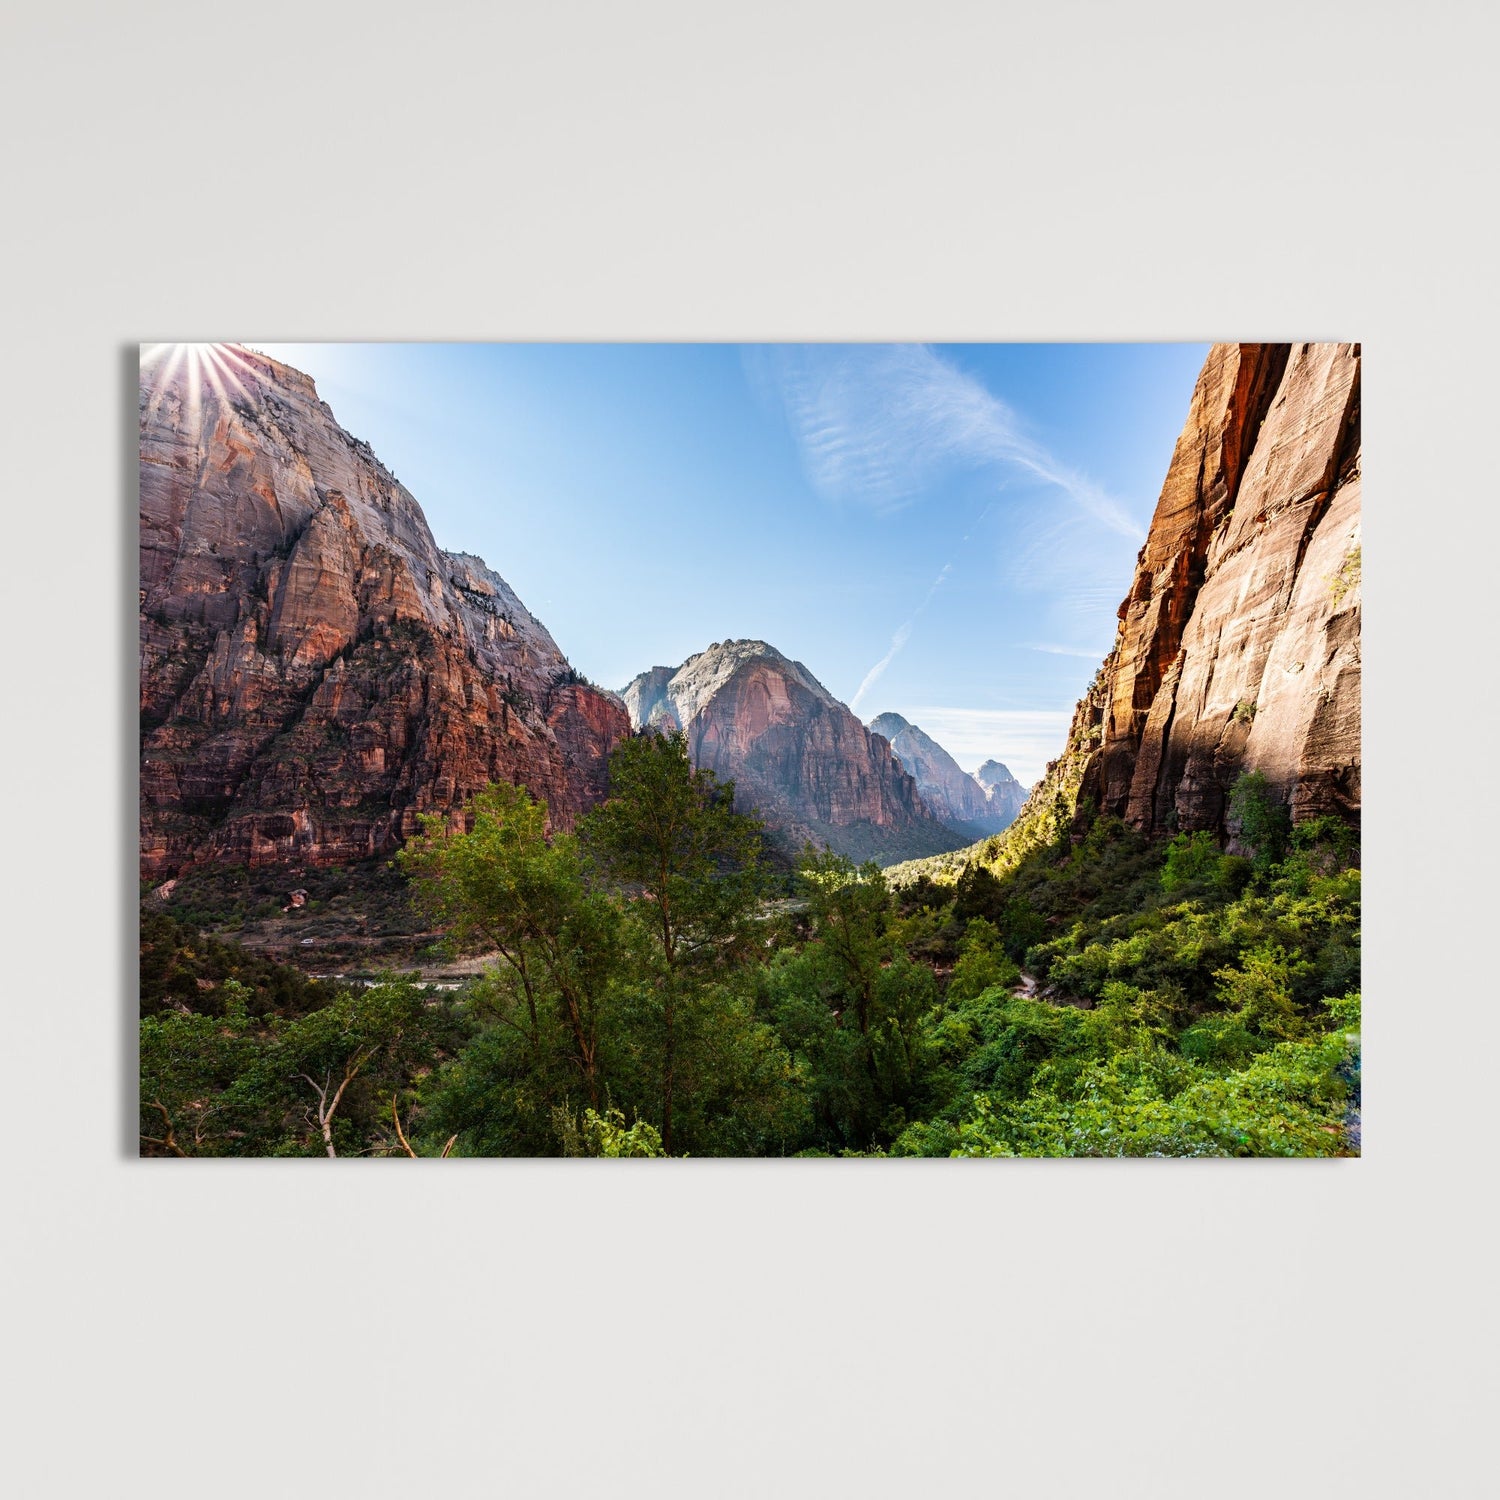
[622,642,965,863]
[1084,341,1362,834]
[139,344,629,876]
[867,714,1019,841]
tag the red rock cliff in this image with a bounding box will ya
[139,344,629,876]
[1086,341,1361,834]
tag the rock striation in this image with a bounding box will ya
[867,714,1019,840]
[1086,341,1362,834]
[622,642,965,862]
[139,344,629,876]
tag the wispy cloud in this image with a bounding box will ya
[904,707,1073,787]
[849,562,951,712]
[1027,642,1113,659]
[746,343,1142,540]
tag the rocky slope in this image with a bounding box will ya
[622,642,965,862]
[139,344,629,876]
[975,759,1028,828]
[867,713,1016,840]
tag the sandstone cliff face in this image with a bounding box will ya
[889,341,1361,889]
[867,713,1014,840]
[1086,341,1361,834]
[975,760,1028,829]
[622,642,964,862]
[139,344,629,876]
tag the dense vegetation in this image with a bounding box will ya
[140,740,1359,1157]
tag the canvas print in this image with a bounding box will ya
[138,342,1361,1158]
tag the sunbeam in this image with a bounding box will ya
[139,342,259,434]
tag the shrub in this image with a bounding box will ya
[1178,1013,1268,1070]
[1161,830,1220,891]
[1212,942,1313,1039]
[1229,771,1291,870]
[947,918,1022,1002]
[1213,854,1254,896]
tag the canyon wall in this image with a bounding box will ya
[965,341,1362,878]
[139,345,629,877]
[1086,341,1362,834]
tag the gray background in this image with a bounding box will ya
[2,2,1493,1495]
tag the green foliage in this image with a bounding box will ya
[1229,771,1292,871]
[1214,854,1255,896]
[140,979,260,1155]
[1177,1012,1268,1070]
[555,1106,665,1158]
[412,1019,569,1157]
[1160,830,1220,892]
[938,1022,1356,1158]
[139,908,338,1018]
[946,918,1021,1002]
[141,977,463,1157]
[583,730,768,968]
[580,730,770,1153]
[891,804,1360,1158]
[400,781,622,1109]
[1329,544,1361,606]
[755,848,943,1151]
[1213,942,1312,1040]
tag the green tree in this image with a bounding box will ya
[400,782,622,1109]
[554,1106,665,1158]
[245,980,451,1157]
[1212,942,1312,1041]
[1160,830,1220,891]
[946,917,1021,1002]
[139,979,259,1156]
[770,847,939,1149]
[582,730,766,1153]
[796,846,892,1041]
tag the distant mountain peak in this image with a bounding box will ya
[866,713,1019,840]
[628,638,840,732]
[867,711,911,738]
[976,759,1020,788]
[621,645,962,864]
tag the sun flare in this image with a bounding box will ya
[140,341,260,427]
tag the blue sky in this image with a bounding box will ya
[252,342,1207,785]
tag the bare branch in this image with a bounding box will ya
[327,1046,375,1123]
[147,1100,187,1158]
[392,1094,418,1159]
